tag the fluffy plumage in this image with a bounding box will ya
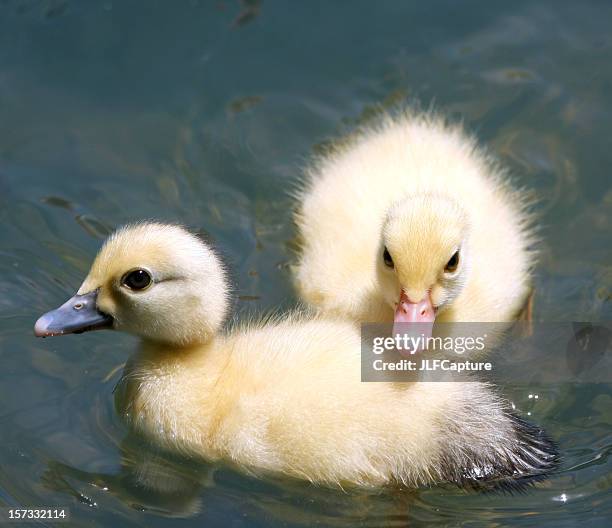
[38,223,556,489]
[293,111,536,326]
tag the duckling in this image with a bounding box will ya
[293,111,535,338]
[34,223,556,489]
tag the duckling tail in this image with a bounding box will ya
[441,413,560,494]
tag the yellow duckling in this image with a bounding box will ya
[293,111,535,338]
[34,223,555,489]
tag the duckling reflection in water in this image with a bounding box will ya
[42,433,421,523]
[35,223,557,490]
[43,433,210,517]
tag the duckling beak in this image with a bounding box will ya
[394,290,435,324]
[392,291,435,353]
[34,290,113,337]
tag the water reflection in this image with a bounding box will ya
[1,0,611,526]
[566,323,612,376]
[42,433,423,526]
[43,435,211,517]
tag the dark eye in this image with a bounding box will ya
[122,269,152,291]
[383,247,394,268]
[444,251,460,273]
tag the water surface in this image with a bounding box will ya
[0,1,611,526]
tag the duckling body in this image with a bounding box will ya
[35,223,555,489]
[294,112,535,327]
[116,317,552,488]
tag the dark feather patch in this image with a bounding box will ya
[440,413,559,493]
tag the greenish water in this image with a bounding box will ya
[0,0,611,526]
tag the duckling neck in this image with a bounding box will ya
[115,337,228,455]
[138,337,216,362]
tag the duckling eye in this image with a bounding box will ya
[444,251,460,273]
[122,269,152,291]
[383,247,394,269]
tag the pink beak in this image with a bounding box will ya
[392,290,436,355]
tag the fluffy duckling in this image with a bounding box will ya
[293,111,535,337]
[34,223,556,489]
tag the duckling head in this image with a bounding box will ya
[34,223,230,346]
[377,194,470,332]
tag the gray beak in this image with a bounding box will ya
[34,290,113,337]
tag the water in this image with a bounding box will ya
[0,0,610,526]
